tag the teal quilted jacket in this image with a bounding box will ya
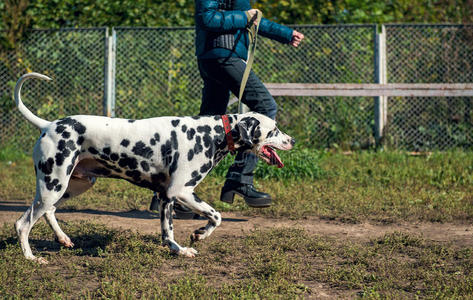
[194,0,294,60]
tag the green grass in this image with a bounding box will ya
[3,150,473,297]
[1,222,472,298]
[3,149,473,222]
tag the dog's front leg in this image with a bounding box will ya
[159,195,198,257]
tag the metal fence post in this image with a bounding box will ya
[104,28,116,117]
[374,25,387,145]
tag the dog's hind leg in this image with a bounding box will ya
[159,195,198,257]
[43,176,96,248]
[15,182,64,264]
[171,192,221,243]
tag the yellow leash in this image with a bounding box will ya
[238,10,262,113]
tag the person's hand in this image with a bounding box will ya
[290,30,304,47]
[246,9,262,26]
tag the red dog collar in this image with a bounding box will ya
[221,115,235,153]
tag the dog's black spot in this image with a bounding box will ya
[203,134,212,148]
[187,128,196,140]
[38,158,54,175]
[214,125,224,134]
[161,140,173,166]
[54,184,62,192]
[171,120,180,127]
[154,133,160,143]
[120,139,130,147]
[66,164,74,175]
[205,145,215,159]
[194,136,203,154]
[103,147,111,155]
[100,154,109,160]
[72,151,80,165]
[88,147,99,155]
[253,128,262,141]
[184,171,202,187]
[58,118,86,135]
[187,149,194,161]
[128,119,135,123]
[125,170,141,182]
[73,122,86,135]
[169,152,180,175]
[181,125,187,133]
[63,193,70,199]
[197,125,211,134]
[62,148,71,158]
[150,139,156,146]
[214,115,221,121]
[191,116,200,120]
[58,140,66,151]
[110,153,119,161]
[56,125,66,134]
[151,172,167,185]
[66,140,76,151]
[61,131,71,139]
[45,177,59,191]
[77,136,85,145]
[55,153,65,166]
[193,193,203,203]
[200,161,212,173]
[141,161,150,172]
[118,154,138,170]
[171,131,178,150]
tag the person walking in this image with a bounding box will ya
[194,0,304,208]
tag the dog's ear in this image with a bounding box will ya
[233,117,260,149]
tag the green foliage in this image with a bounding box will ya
[26,0,195,28]
[0,145,28,161]
[211,146,325,180]
[1,0,472,35]
[254,0,473,24]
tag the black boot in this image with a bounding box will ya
[220,180,272,208]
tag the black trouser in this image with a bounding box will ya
[198,57,277,184]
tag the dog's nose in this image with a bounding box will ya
[290,138,296,146]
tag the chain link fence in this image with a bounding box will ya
[1,25,473,152]
[114,25,376,149]
[385,24,473,150]
[0,28,107,149]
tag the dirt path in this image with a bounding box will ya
[2,200,473,247]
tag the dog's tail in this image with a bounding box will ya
[14,72,52,129]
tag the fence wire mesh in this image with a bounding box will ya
[385,24,473,150]
[114,25,376,149]
[0,28,107,150]
[1,25,473,152]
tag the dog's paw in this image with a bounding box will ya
[190,228,207,243]
[58,236,74,248]
[29,256,49,265]
[179,247,198,258]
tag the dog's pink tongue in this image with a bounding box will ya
[263,146,284,168]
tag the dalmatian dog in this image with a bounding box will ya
[13,73,295,263]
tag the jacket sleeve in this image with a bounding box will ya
[195,0,249,32]
[258,18,294,44]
